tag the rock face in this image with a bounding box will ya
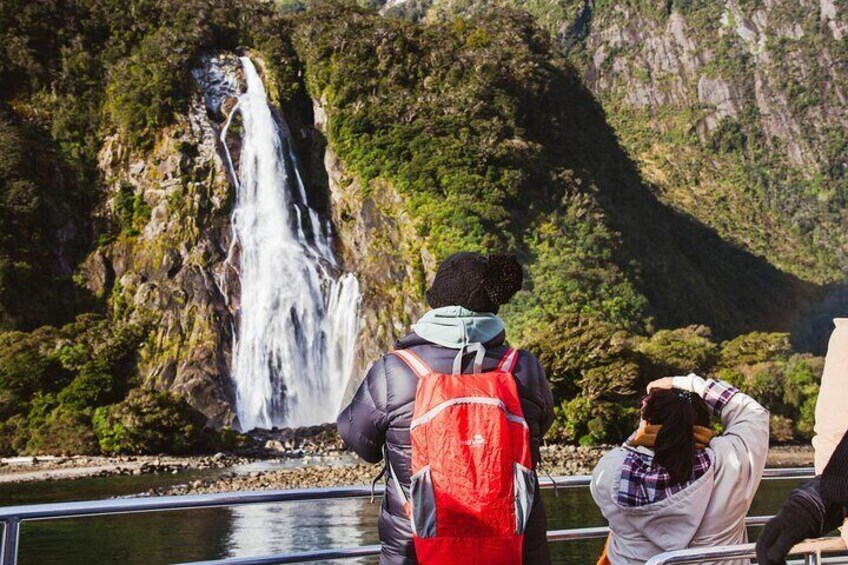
[307,100,429,407]
[83,55,241,426]
[581,1,848,166]
[378,0,848,289]
[574,0,848,283]
[314,96,427,384]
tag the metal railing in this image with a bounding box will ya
[0,467,815,565]
[645,538,848,564]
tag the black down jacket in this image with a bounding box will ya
[337,331,555,564]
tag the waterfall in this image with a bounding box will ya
[220,57,361,431]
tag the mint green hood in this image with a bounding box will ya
[411,306,505,349]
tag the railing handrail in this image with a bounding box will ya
[0,467,815,565]
[175,529,848,565]
[645,539,848,564]
[172,523,780,565]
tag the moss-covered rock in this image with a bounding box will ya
[93,388,218,455]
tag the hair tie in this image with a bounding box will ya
[676,390,692,404]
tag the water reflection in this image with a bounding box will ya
[225,499,378,563]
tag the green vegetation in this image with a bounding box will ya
[0,0,841,453]
[0,315,148,455]
[0,0,302,327]
[565,0,848,284]
[0,0,302,454]
[504,188,650,339]
[294,4,560,258]
[0,112,94,329]
[93,389,229,455]
[292,3,834,445]
[0,313,237,455]
[114,183,152,237]
[527,313,642,445]
[292,3,658,334]
[530,316,822,445]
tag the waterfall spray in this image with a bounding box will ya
[221,57,361,430]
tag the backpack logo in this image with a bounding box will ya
[461,434,486,447]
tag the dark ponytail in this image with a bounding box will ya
[643,389,711,485]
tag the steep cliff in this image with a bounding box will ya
[574,0,848,286]
[81,49,427,424]
[315,110,429,374]
[83,70,236,425]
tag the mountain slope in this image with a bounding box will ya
[376,0,848,344]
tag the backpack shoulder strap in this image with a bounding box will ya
[498,347,519,373]
[392,348,432,379]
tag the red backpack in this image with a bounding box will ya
[389,347,535,565]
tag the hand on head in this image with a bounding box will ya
[646,377,675,394]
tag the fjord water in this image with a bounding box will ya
[1,472,803,564]
[222,57,361,430]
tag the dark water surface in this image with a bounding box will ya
[0,469,803,564]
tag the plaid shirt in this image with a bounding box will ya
[617,379,739,507]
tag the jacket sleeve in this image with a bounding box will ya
[337,357,390,464]
[516,350,555,467]
[794,476,847,535]
[673,373,770,500]
[822,429,848,507]
[535,355,555,437]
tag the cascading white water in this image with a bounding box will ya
[221,57,361,431]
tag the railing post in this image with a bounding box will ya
[803,551,820,565]
[1,518,19,565]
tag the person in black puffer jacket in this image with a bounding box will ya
[337,252,555,565]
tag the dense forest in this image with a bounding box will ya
[0,0,844,454]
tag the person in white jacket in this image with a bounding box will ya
[591,374,769,565]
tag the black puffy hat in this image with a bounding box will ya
[426,252,524,314]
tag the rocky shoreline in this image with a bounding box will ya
[0,453,252,484]
[138,444,610,497]
[0,424,340,484]
[140,444,815,498]
[0,422,815,489]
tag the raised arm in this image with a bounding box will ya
[671,374,768,440]
[670,373,770,498]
